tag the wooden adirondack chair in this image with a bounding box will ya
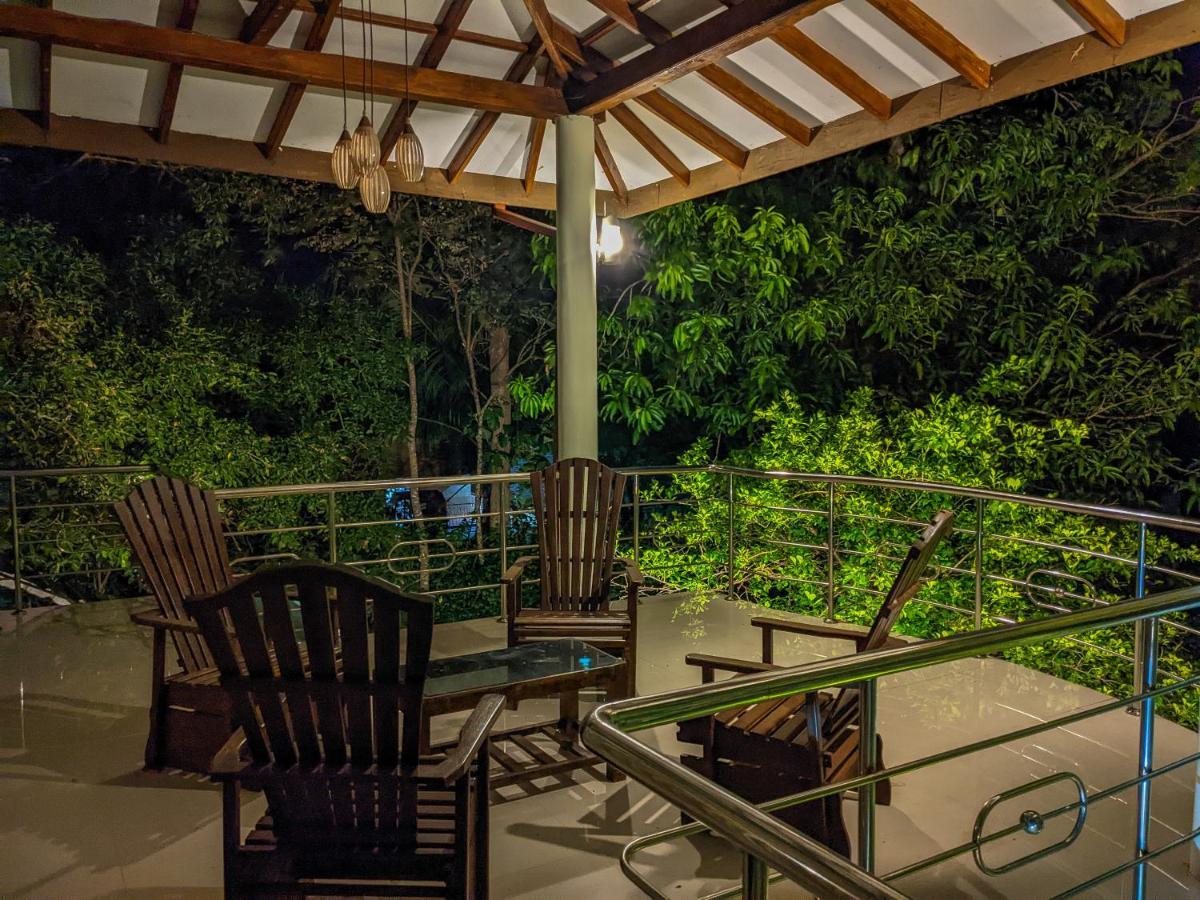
[677,509,956,856]
[187,562,503,899]
[502,458,642,700]
[114,476,238,772]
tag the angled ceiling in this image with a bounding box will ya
[0,0,1196,215]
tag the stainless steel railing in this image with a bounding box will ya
[582,583,1200,900]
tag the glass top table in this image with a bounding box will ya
[426,638,621,700]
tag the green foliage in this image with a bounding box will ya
[638,392,1200,726]
[596,56,1200,507]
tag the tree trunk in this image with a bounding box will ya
[488,324,512,539]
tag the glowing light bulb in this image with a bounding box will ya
[597,214,624,262]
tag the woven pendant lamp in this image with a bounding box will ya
[331,129,357,189]
[350,114,381,175]
[394,122,424,182]
[359,165,391,213]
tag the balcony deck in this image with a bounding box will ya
[1,591,1196,899]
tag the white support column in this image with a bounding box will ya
[554,114,598,460]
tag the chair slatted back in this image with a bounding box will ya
[859,509,957,653]
[530,458,627,611]
[187,563,434,848]
[114,476,234,671]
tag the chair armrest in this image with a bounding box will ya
[684,653,779,683]
[208,729,247,782]
[752,616,872,652]
[422,693,505,785]
[501,556,537,585]
[614,556,644,588]
[130,607,202,635]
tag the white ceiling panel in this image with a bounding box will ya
[0,38,37,109]
[174,68,284,142]
[660,72,783,151]
[53,48,164,128]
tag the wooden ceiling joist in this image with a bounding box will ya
[262,0,342,159]
[771,27,893,119]
[697,65,814,145]
[1061,0,1128,47]
[594,126,628,201]
[586,0,639,34]
[609,104,689,186]
[524,0,572,77]
[242,0,300,46]
[864,0,991,90]
[0,5,563,119]
[564,0,819,114]
[156,0,201,144]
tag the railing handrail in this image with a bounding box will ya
[581,583,1200,899]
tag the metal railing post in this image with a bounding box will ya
[497,479,509,623]
[974,498,984,631]
[742,853,769,900]
[632,473,641,567]
[1131,524,1148,711]
[727,472,736,600]
[858,678,878,874]
[825,483,836,622]
[326,490,338,564]
[1132,604,1159,899]
[9,475,21,615]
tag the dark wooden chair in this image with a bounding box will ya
[502,457,642,701]
[187,562,504,899]
[677,509,956,856]
[114,475,238,772]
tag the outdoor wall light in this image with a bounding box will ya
[597,213,624,263]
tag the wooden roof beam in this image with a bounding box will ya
[586,0,639,33]
[242,0,299,46]
[564,0,821,114]
[522,116,548,193]
[771,27,893,119]
[378,0,475,159]
[864,0,991,89]
[594,126,628,201]
[262,0,342,159]
[0,5,565,118]
[609,104,689,186]
[494,204,556,237]
[444,44,543,183]
[321,3,527,53]
[1061,0,1128,47]
[525,0,572,77]
[156,0,200,144]
[635,90,748,168]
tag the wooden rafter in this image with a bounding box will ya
[586,0,639,33]
[323,3,527,53]
[444,43,543,183]
[378,0,475,160]
[612,6,815,145]
[494,204,555,237]
[771,26,893,119]
[864,0,991,89]
[594,126,628,201]
[1061,0,1127,47]
[36,40,51,132]
[635,90,748,169]
[242,0,299,46]
[609,104,689,186]
[261,0,342,159]
[0,5,564,118]
[565,0,819,114]
[524,0,571,77]
[523,116,548,193]
[156,0,201,144]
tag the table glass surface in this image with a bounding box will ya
[425,639,620,697]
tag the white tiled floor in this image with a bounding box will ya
[0,593,1196,898]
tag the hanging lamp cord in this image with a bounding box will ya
[339,10,348,129]
[359,0,367,117]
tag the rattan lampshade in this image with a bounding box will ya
[350,115,381,175]
[330,129,357,189]
[358,165,391,214]
[394,123,425,183]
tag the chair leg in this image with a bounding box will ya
[475,742,491,900]
[221,780,242,898]
[144,627,167,770]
